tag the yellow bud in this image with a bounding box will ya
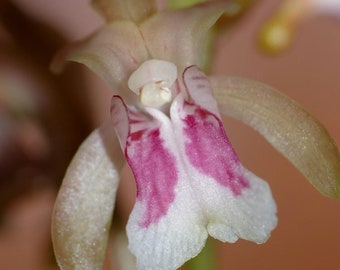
[259,18,293,54]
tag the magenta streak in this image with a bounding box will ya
[183,104,249,196]
[126,128,178,228]
[129,119,143,124]
[191,75,206,80]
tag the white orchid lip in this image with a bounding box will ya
[111,66,277,270]
[128,59,177,107]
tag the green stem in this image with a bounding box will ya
[184,238,216,270]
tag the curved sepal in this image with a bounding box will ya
[52,121,124,270]
[91,0,157,23]
[211,76,340,199]
[51,21,148,102]
[139,2,230,72]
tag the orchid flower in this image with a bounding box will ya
[51,1,340,270]
[259,0,340,53]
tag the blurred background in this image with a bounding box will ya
[0,0,339,269]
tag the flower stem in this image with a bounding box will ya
[184,238,215,270]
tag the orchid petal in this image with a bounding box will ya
[181,64,221,116]
[111,96,178,228]
[52,121,124,270]
[91,0,156,23]
[172,66,277,243]
[173,97,277,243]
[139,2,230,71]
[211,76,340,199]
[111,96,208,270]
[51,21,148,102]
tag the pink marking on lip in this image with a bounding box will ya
[111,95,178,227]
[183,103,249,196]
[126,127,178,228]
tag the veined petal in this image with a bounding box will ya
[91,0,157,23]
[211,76,340,199]
[171,66,277,243]
[182,64,221,116]
[111,96,208,270]
[111,96,178,227]
[51,21,148,102]
[52,121,124,270]
[139,2,231,71]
